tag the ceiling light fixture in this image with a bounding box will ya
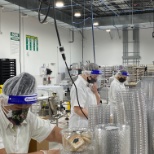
[106,29,110,32]
[56,1,64,8]
[74,12,81,17]
[93,22,99,26]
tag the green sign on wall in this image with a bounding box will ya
[26,35,38,51]
[10,32,20,41]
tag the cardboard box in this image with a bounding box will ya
[28,139,49,152]
[0,85,3,94]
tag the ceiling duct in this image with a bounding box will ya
[4,0,81,26]
[2,0,154,29]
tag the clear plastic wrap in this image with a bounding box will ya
[141,77,154,154]
[115,88,148,154]
[94,124,130,154]
[88,104,111,130]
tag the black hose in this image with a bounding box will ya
[38,0,51,24]
[52,0,88,119]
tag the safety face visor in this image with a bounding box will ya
[2,95,37,125]
[8,93,37,105]
[82,69,103,81]
[90,70,103,79]
[91,70,102,75]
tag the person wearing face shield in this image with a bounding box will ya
[0,72,62,154]
[69,63,102,128]
[108,69,129,110]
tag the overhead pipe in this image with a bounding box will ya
[4,0,154,28]
[91,0,96,63]
[131,0,134,26]
[0,6,3,34]
[100,0,119,16]
[152,4,154,38]
[72,0,98,16]
[69,30,74,43]
[69,0,74,43]
[113,25,121,39]
[18,2,22,73]
[81,28,84,64]
[113,17,121,39]
[109,31,113,39]
[5,0,81,26]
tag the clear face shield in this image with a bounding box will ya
[82,70,103,84]
[2,94,37,125]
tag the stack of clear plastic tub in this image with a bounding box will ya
[116,88,148,154]
[94,124,130,154]
[141,76,154,100]
[141,76,154,154]
[99,87,109,103]
[145,99,154,154]
[88,104,111,130]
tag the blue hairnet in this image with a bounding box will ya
[3,72,36,96]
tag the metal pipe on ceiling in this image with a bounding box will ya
[91,0,96,63]
[99,0,119,16]
[3,0,154,29]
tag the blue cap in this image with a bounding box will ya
[91,70,102,75]
[121,70,129,76]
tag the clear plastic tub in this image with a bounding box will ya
[94,124,130,154]
[61,128,93,152]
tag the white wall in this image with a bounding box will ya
[1,10,154,85]
[140,28,154,64]
[83,28,154,66]
[0,11,82,84]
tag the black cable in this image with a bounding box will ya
[38,0,51,23]
[52,0,88,119]
[64,61,88,119]
[38,0,88,119]
[52,3,62,47]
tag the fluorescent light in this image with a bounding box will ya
[93,22,99,26]
[106,29,110,32]
[56,1,64,7]
[74,12,81,17]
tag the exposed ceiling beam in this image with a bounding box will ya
[2,0,154,29]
